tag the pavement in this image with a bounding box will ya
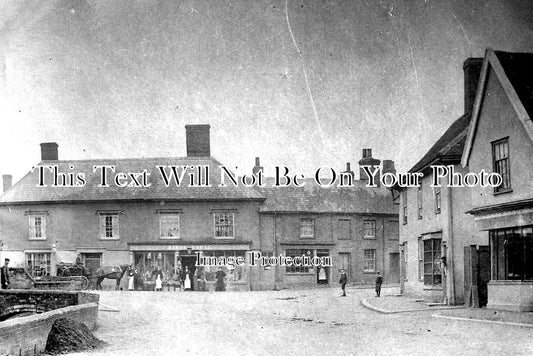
[361,293,533,328]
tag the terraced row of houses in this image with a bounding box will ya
[0,125,399,291]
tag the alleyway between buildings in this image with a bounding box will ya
[70,287,533,355]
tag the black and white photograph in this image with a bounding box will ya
[0,0,532,355]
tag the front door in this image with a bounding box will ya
[389,253,400,283]
[180,254,197,290]
[316,249,330,284]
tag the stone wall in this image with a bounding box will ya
[0,303,98,356]
[0,290,99,355]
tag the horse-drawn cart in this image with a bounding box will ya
[27,263,90,290]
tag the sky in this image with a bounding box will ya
[1,0,532,188]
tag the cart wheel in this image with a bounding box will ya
[78,276,89,290]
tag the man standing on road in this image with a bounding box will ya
[1,258,10,289]
[339,269,347,297]
[375,271,383,297]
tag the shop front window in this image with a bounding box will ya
[26,252,51,277]
[423,238,442,286]
[286,249,312,274]
[201,250,247,283]
[491,226,533,281]
[134,251,176,282]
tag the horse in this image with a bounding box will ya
[94,264,130,290]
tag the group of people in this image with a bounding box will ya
[339,270,383,297]
[125,265,205,291]
[124,265,227,292]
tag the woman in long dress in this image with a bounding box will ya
[184,266,191,290]
[153,266,163,291]
[127,266,135,291]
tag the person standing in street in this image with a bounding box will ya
[1,258,10,289]
[127,265,135,291]
[339,269,347,297]
[153,266,164,291]
[215,267,226,291]
[375,271,383,297]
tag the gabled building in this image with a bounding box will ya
[397,58,487,304]
[462,49,533,311]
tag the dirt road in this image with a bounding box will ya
[70,287,533,355]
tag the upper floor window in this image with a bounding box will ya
[492,137,511,193]
[417,184,423,219]
[402,190,407,225]
[214,211,234,238]
[434,186,441,214]
[26,211,48,240]
[300,218,315,239]
[363,220,376,239]
[99,212,119,240]
[28,213,47,240]
[336,218,351,240]
[159,212,180,239]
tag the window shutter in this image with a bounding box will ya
[99,215,105,238]
[29,217,35,238]
[41,217,46,238]
[113,215,119,238]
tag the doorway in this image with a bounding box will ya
[180,254,196,290]
[316,249,330,284]
[389,253,400,283]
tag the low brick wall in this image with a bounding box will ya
[0,303,98,356]
[0,290,100,356]
[0,289,99,319]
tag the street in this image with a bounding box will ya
[70,287,533,355]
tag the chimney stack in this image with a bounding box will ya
[185,124,211,157]
[252,157,263,175]
[358,148,381,182]
[382,160,396,175]
[41,142,58,161]
[463,58,483,114]
[2,174,12,192]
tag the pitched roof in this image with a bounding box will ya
[0,157,264,204]
[408,113,471,174]
[494,51,533,119]
[258,178,397,214]
[462,49,533,166]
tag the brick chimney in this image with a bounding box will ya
[252,157,263,175]
[41,142,58,161]
[185,124,210,157]
[382,160,396,175]
[341,162,355,186]
[463,58,483,114]
[2,174,12,192]
[358,148,381,182]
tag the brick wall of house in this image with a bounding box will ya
[260,212,399,289]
